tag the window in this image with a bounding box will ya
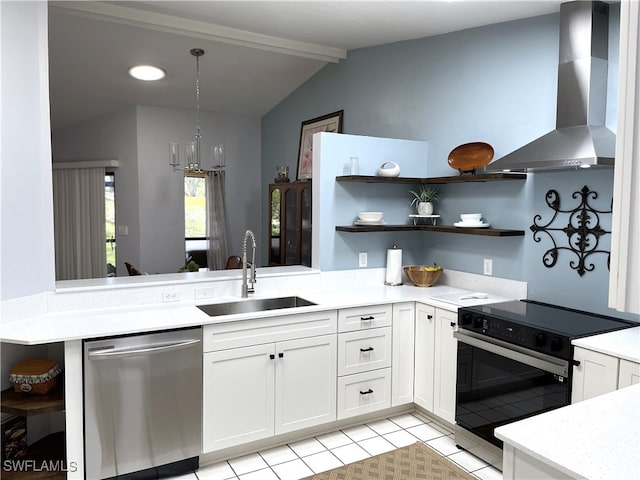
[184,173,207,268]
[105,172,116,275]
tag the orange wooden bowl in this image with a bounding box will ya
[448,142,494,174]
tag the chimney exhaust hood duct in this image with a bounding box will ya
[487,1,615,172]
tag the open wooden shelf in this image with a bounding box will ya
[1,432,66,480]
[336,172,526,184]
[1,387,64,417]
[336,224,525,236]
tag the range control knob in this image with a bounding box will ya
[534,332,547,347]
[550,337,563,351]
[473,315,484,329]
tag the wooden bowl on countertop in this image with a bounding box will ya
[404,266,443,287]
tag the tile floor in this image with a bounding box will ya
[172,412,502,480]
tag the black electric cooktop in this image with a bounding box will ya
[463,299,635,339]
[459,300,636,360]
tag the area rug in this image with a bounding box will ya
[303,442,474,480]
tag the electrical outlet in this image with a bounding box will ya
[483,258,493,276]
[195,287,215,300]
[359,252,368,267]
[162,291,179,302]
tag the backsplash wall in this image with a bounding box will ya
[261,7,639,321]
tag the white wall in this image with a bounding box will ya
[52,107,140,275]
[136,106,262,273]
[0,1,55,301]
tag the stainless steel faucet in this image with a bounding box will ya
[242,229,257,297]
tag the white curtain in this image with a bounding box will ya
[206,171,229,270]
[53,167,106,280]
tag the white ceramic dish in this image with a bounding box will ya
[354,220,387,226]
[460,213,483,222]
[357,211,383,222]
[454,221,490,228]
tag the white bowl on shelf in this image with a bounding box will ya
[460,213,483,223]
[357,211,383,223]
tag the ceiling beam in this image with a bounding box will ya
[49,1,347,63]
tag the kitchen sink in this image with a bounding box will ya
[197,296,316,317]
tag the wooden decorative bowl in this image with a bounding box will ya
[448,142,494,174]
[404,266,443,287]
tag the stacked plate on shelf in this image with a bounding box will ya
[354,211,386,225]
[453,213,490,228]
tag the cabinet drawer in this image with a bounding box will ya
[203,310,337,352]
[338,327,392,376]
[337,368,391,420]
[338,305,392,332]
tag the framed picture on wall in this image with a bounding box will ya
[296,110,344,180]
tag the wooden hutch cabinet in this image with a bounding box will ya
[269,182,311,266]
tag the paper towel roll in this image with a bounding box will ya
[385,245,403,286]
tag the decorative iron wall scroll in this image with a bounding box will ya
[530,185,611,276]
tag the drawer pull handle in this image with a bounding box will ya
[360,316,375,321]
[278,352,284,358]
[359,389,374,395]
[572,360,581,367]
[450,322,456,327]
[360,347,374,352]
[269,354,275,360]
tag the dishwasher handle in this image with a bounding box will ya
[88,338,200,360]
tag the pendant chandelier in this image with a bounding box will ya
[169,48,225,173]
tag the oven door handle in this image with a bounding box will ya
[454,330,569,377]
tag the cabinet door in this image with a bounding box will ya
[284,187,299,264]
[203,344,275,452]
[269,186,282,265]
[274,334,337,435]
[618,359,640,388]
[571,347,619,403]
[300,185,312,266]
[433,308,458,423]
[392,302,415,407]
[414,303,436,411]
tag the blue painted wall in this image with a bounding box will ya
[262,7,638,321]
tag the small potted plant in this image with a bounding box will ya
[409,185,438,215]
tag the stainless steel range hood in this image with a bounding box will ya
[487,1,615,172]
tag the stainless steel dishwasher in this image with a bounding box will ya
[84,328,202,479]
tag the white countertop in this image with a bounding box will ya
[572,326,640,363]
[0,281,515,345]
[495,383,640,480]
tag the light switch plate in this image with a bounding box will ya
[359,252,368,267]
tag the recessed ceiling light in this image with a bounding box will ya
[128,64,166,81]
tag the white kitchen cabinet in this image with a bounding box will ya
[571,347,620,403]
[275,334,337,435]
[336,305,394,420]
[433,308,459,423]
[618,359,640,389]
[391,302,415,407]
[414,303,436,411]
[202,311,337,453]
[203,334,336,451]
[203,344,275,451]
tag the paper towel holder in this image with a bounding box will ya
[385,244,403,286]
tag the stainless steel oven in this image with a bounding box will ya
[453,300,634,469]
[454,328,570,468]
